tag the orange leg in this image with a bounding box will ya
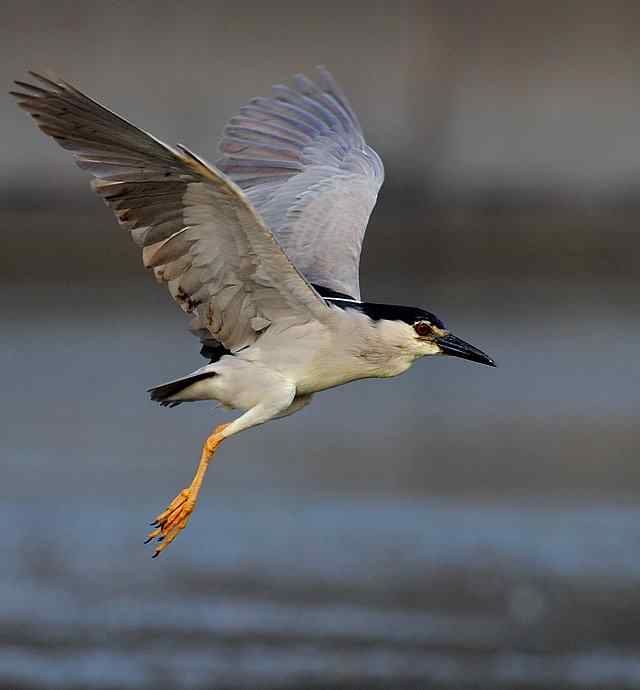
[146,422,229,558]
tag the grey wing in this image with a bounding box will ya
[217,66,384,301]
[12,72,328,354]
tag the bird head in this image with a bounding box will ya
[351,302,495,367]
[402,309,496,367]
[404,311,495,366]
[326,296,496,369]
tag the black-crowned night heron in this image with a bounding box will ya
[12,68,495,557]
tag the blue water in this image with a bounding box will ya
[2,496,640,689]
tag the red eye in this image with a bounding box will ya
[414,321,432,337]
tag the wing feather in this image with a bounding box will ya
[217,67,384,300]
[12,72,328,354]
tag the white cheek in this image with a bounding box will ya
[418,340,442,356]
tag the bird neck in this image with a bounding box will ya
[343,314,419,379]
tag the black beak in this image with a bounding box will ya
[435,333,496,367]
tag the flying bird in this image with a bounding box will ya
[12,68,495,557]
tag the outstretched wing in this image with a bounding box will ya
[217,66,384,301]
[12,72,328,354]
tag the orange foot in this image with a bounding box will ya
[145,423,229,558]
[145,487,196,557]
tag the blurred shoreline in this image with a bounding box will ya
[2,199,637,284]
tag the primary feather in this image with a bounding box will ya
[11,71,329,354]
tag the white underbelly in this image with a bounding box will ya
[237,337,378,396]
[177,357,293,411]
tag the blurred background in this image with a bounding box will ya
[2,1,640,688]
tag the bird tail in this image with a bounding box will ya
[148,372,216,407]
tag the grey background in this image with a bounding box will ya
[1,2,639,689]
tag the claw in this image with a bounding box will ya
[145,526,162,544]
[145,488,195,556]
[151,521,184,557]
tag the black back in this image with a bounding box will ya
[312,284,446,329]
